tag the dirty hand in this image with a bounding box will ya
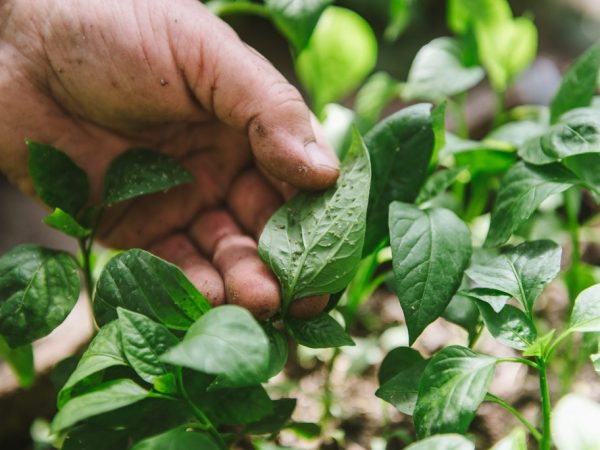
[0,0,339,319]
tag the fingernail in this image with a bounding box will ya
[305,142,339,171]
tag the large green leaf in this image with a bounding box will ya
[376,347,427,415]
[52,379,150,433]
[466,240,561,313]
[550,42,600,124]
[58,320,127,407]
[389,203,472,343]
[485,162,576,247]
[295,7,377,113]
[27,141,89,216]
[402,37,484,102]
[131,426,220,450]
[363,104,440,255]
[285,313,354,348]
[0,244,80,347]
[413,346,496,438]
[117,308,179,385]
[265,0,332,52]
[259,129,370,308]
[162,306,269,387]
[103,150,194,205]
[0,336,34,388]
[476,303,536,350]
[553,394,600,450]
[93,249,211,329]
[406,434,475,450]
[568,284,600,333]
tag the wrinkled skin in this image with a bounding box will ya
[0,0,338,319]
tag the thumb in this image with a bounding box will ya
[169,1,339,190]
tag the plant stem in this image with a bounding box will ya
[496,357,540,370]
[79,238,95,302]
[485,393,542,443]
[177,371,228,450]
[492,89,507,128]
[321,348,341,425]
[450,94,469,139]
[538,359,552,450]
[564,187,582,305]
[212,1,270,18]
[468,322,484,349]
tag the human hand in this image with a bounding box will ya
[0,0,339,319]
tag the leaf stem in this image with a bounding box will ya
[563,187,582,305]
[210,1,270,19]
[496,357,539,370]
[176,371,228,450]
[492,89,507,128]
[485,393,542,442]
[79,238,95,303]
[538,359,552,450]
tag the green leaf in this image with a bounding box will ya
[402,37,485,102]
[58,320,127,407]
[162,305,269,386]
[476,16,537,93]
[489,428,527,450]
[117,308,179,385]
[485,162,576,247]
[405,434,475,450]
[265,0,332,52]
[376,347,427,415]
[263,323,288,378]
[103,149,194,205]
[569,284,600,333]
[43,208,91,238]
[440,133,515,175]
[258,129,371,307]
[354,72,400,132]
[523,330,555,358]
[246,398,296,435]
[466,240,561,313]
[0,244,80,347]
[413,346,496,438]
[0,336,34,388]
[52,379,150,433]
[27,141,90,216]
[295,7,377,113]
[62,426,128,450]
[550,42,600,124]
[363,104,438,255]
[285,313,354,348]
[416,167,464,205]
[553,394,600,450]
[563,153,600,198]
[385,0,414,42]
[442,293,480,336]
[131,426,220,450]
[487,120,547,148]
[94,249,211,330]
[321,104,355,158]
[461,288,512,313]
[447,0,511,35]
[477,303,536,350]
[389,203,472,343]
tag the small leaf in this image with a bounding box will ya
[94,249,211,330]
[550,42,600,124]
[442,293,480,336]
[523,330,555,358]
[44,208,91,238]
[321,104,355,158]
[263,323,288,378]
[0,336,34,388]
[117,308,179,385]
[461,288,512,313]
[416,167,464,205]
[363,104,439,255]
[447,0,511,35]
[466,240,561,313]
[265,0,332,52]
[0,244,80,347]
[162,306,269,387]
[52,379,150,433]
[489,428,527,450]
[553,394,600,450]
[295,7,377,113]
[402,37,484,102]
[485,162,576,247]
[131,426,220,450]
[246,398,296,435]
[285,313,354,348]
[58,321,127,407]
[354,71,400,132]
[405,434,475,450]
[413,346,496,438]
[569,284,600,333]
[27,141,90,216]
[376,347,427,415]
[259,129,370,308]
[385,0,414,42]
[487,120,547,148]
[477,303,536,350]
[103,150,194,205]
[389,203,472,343]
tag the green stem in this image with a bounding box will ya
[564,188,582,305]
[496,357,540,370]
[468,322,484,349]
[211,1,270,18]
[79,238,94,302]
[538,360,552,450]
[450,94,469,139]
[321,348,340,424]
[493,89,507,128]
[485,393,542,443]
[177,371,228,450]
